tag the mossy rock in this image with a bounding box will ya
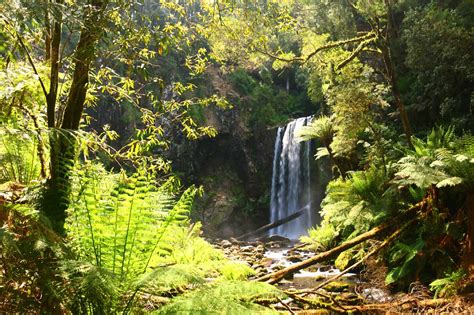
[323,281,350,292]
[334,250,355,271]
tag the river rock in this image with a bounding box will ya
[264,235,291,243]
[287,255,303,263]
[220,240,232,248]
[271,265,285,272]
[260,257,273,267]
[293,273,325,288]
[266,241,281,248]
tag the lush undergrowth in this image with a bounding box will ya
[0,162,282,313]
[301,126,474,296]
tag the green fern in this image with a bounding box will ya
[295,115,333,146]
[429,269,466,298]
[385,238,425,285]
[0,127,42,184]
[302,165,396,248]
[66,163,190,279]
[156,280,283,315]
[394,137,474,190]
[64,162,266,313]
[409,125,456,158]
[58,260,119,314]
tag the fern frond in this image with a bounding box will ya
[296,115,333,145]
[58,260,119,313]
[156,281,283,315]
[132,264,206,295]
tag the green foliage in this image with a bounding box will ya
[385,238,425,285]
[394,127,474,190]
[410,126,456,158]
[301,224,338,251]
[156,280,282,315]
[429,269,466,298]
[303,166,395,247]
[228,68,308,128]
[296,115,333,150]
[306,50,388,156]
[0,128,42,184]
[0,204,66,312]
[66,163,192,278]
[61,162,263,312]
[402,4,474,131]
[58,260,119,314]
[132,264,205,296]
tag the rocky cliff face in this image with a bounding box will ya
[170,105,277,238]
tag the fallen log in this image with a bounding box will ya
[306,218,417,294]
[236,205,308,240]
[256,202,423,284]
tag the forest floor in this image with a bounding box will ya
[213,237,474,314]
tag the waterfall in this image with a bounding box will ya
[269,117,314,239]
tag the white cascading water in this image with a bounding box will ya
[269,117,313,239]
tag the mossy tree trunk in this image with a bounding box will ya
[42,0,108,235]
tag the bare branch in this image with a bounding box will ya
[305,32,376,61]
[252,32,377,66]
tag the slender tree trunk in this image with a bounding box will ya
[45,0,108,234]
[381,43,413,146]
[61,0,107,130]
[463,193,474,279]
[46,0,62,128]
[383,0,413,146]
[44,0,51,61]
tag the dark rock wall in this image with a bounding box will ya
[171,105,277,238]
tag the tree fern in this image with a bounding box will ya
[303,166,394,247]
[66,163,188,279]
[394,132,474,190]
[295,115,333,146]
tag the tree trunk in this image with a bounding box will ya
[45,130,76,235]
[44,0,51,61]
[44,0,108,234]
[382,46,413,146]
[61,0,107,130]
[382,0,413,146]
[462,193,474,279]
[46,0,62,128]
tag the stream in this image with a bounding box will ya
[214,236,393,311]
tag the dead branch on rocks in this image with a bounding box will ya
[236,205,308,240]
